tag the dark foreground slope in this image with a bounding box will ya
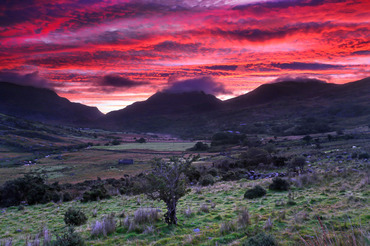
[0,82,103,125]
[98,78,370,137]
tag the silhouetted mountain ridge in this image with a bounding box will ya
[0,82,103,125]
[97,77,370,136]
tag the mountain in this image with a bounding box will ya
[225,78,370,109]
[0,82,103,125]
[224,79,339,109]
[98,77,370,137]
[100,91,222,132]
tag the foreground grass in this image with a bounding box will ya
[1,168,368,245]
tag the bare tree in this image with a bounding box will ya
[145,155,198,225]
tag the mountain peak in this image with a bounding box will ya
[0,81,103,125]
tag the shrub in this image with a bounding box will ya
[240,148,271,167]
[289,156,306,172]
[242,232,277,246]
[211,132,246,146]
[185,166,201,182]
[188,142,209,151]
[0,174,60,207]
[63,192,73,202]
[244,185,266,199]
[81,184,110,202]
[52,227,85,246]
[358,152,369,159]
[222,170,242,181]
[199,174,215,186]
[111,139,121,145]
[272,156,287,167]
[207,168,218,177]
[135,138,146,143]
[91,213,116,238]
[269,177,290,191]
[64,208,88,226]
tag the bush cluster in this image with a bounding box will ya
[242,232,278,246]
[64,207,88,226]
[81,184,110,202]
[239,148,271,167]
[211,132,246,146]
[269,177,290,191]
[188,142,209,151]
[199,174,215,186]
[53,227,85,246]
[244,185,267,199]
[0,174,61,207]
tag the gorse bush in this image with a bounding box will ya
[269,177,290,191]
[81,184,110,203]
[188,141,209,151]
[244,185,266,199]
[240,148,271,167]
[289,156,306,172]
[64,208,88,226]
[242,232,278,246]
[0,174,61,207]
[52,227,85,246]
[199,174,215,186]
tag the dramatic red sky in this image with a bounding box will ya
[1,0,369,113]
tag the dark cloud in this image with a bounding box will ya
[0,71,52,88]
[273,75,328,83]
[209,22,326,43]
[98,74,149,90]
[205,65,238,71]
[351,50,370,56]
[271,62,344,70]
[163,76,230,95]
[233,0,341,11]
[153,41,201,53]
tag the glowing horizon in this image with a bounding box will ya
[1,0,369,113]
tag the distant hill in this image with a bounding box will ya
[97,77,370,137]
[224,79,339,108]
[100,91,222,132]
[0,82,103,125]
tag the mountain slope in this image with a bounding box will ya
[98,78,370,136]
[224,79,339,108]
[0,82,103,125]
[100,91,222,132]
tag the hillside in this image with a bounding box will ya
[0,82,103,125]
[97,78,370,137]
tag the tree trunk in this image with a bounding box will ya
[165,199,177,225]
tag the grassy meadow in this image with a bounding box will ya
[0,167,368,245]
[0,113,369,245]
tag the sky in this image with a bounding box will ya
[0,0,369,113]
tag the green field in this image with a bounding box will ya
[0,168,368,245]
